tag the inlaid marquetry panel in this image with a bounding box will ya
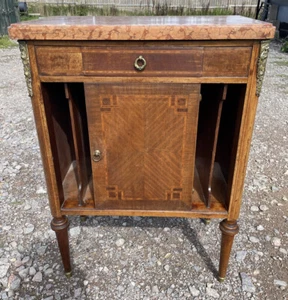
[85,83,200,210]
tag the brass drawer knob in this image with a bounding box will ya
[134,55,146,71]
[92,150,102,162]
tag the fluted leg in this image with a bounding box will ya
[51,216,72,277]
[218,219,239,282]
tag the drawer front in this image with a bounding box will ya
[82,47,203,77]
[203,47,252,77]
[35,44,252,78]
[35,46,83,76]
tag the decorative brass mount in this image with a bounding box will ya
[256,40,270,97]
[19,41,33,98]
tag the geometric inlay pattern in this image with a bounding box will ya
[166,187,183,200]
[103,94,184,201]
[171,95,189,114]
[85,83,200,207]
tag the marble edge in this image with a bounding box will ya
[8,22,275,41]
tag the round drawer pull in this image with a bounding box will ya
[134,55,146,71]
[92,150,102,162]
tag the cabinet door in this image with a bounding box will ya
[85,83,200,211]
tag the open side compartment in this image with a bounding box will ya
[41,83,93,207]
[215,84,246,209]
[194,84,246,210]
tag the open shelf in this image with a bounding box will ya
[42,83,92,207]
[196,83,246,209]
[42,82,246,217]
[61,161,227,218]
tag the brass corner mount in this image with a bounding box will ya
[256,40,270,97]
[19,41,33,98]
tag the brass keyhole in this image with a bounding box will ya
[92,150,102,162]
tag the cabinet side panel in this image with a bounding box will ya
[27,44,63,217]
[227,42,261,220]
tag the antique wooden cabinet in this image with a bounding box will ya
[9,16,275,281]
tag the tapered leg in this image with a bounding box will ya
[218,219,239,282]
[51,216,72,277]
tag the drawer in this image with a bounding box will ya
[203,47,252,77]
[82,47,203,77]
[35,45,252,78]
[35,46,83,76]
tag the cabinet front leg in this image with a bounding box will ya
[51,216,72,277]
[218,219,239,282]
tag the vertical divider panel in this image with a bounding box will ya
[196,84,227,207]
[41,83,75,208]
[64,83,91,206]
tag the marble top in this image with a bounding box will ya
[8,16,275,41]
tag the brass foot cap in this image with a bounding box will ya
[201,218,211,225]
[218,276,225,283]
[80,216,87,222]
[65,271,72,278]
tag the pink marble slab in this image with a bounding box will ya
[8,16,275,41]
